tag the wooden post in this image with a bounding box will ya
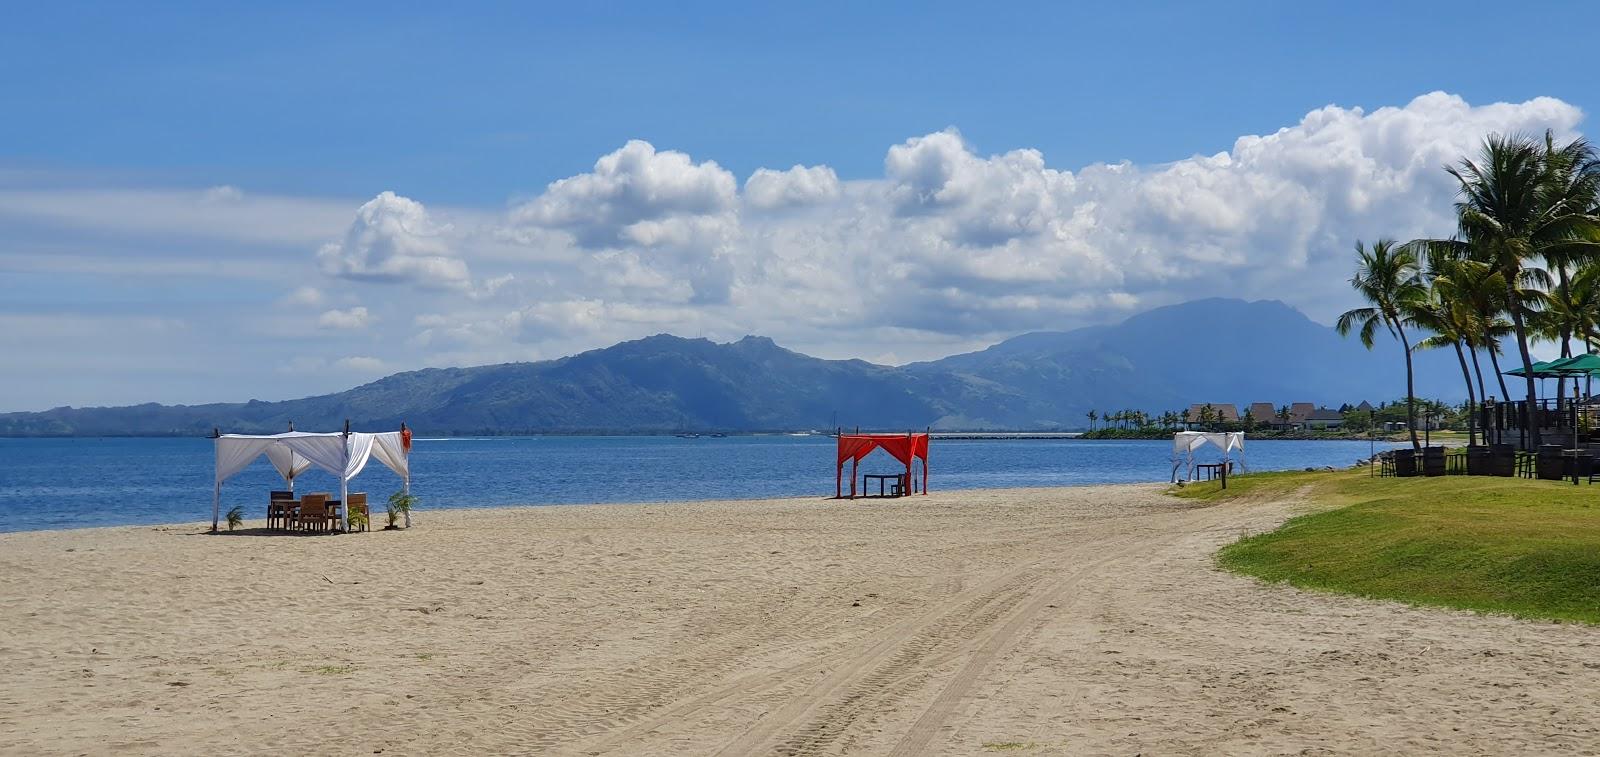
[850,457,858,499]
[903,430,912,497]
[1220,457,1228,490]
[923,426,930,495]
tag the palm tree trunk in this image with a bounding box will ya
[1507,288,1542,448]
[1470,346,1488,403]
[1470,346,1490,444]
[1395,320,1421,450]
[1488,346,1512,404]
[1453,340,1477,446]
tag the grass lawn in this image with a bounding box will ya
[1176,469,1600,624]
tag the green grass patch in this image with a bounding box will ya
[1197,470,1600,624]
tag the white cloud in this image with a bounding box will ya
[510,139,737,248]
[317,306,371,330]
[334,356,387,373]
[316,191,471,289]
[0,92,1586,411]
[282,286,325,306]
[202,185,244,203]
[744,164,840,209]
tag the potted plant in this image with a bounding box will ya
[386,490,416,529]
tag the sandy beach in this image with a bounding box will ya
[4,484,1600,755]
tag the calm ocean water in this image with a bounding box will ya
[0,436,1399,533]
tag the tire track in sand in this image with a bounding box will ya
[721,505,1226,757]
[713,527,1173,756]
[885,504,1237,756]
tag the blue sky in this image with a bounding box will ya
[0,2,1594,409]
[6,2,1592,201]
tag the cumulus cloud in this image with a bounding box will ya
[476,93,1584,361]
[510,140,737,248]
[317,191,471,289]
[10,91,1580,412]
[744,164,840,209]
[317,306,371,330]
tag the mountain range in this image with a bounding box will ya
[0,298,1473,436]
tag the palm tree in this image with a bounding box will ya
[1086,410,1097,431]
[1535,263,1600,398]
[1411,251,1480,445]
[1276,405,1292,432]
[1445,132,1600,447]
[1337,239,1427,449]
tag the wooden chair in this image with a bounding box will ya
[296,494,329,533]
[267,490,294,530]
[347,493,369,532]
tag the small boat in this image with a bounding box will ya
[676,433,701,439]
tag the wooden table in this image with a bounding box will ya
[862,473,906,497]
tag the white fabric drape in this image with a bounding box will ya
[263,444,313,490]
[1170,432,1247,482]
[211,430,411,531]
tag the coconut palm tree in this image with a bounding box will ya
[1445,132,1600,447]
[1412,252,1481,445]
[1535,263,1600,398]
[1338,239,1427,449]
[1086,410,1097,431]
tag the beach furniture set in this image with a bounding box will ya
[265,490,370,532]
[210,423,411,533]
[1380,444,1599,484]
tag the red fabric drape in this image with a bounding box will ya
[835,434,928,466]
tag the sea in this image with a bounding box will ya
[0,435,1401,533]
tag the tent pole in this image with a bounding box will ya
[340,422,351,532]
[904,431,912,498]
[850,457,858,499]
[211,481,221,533]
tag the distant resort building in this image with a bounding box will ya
[1247,402,1277,426]
[1181,400,1367,431]
[1216,401,1366,430]
[1182,403,1239,428]
[1302,407,1345,429]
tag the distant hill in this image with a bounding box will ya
[0,298,1471,436]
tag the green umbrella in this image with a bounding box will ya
[1503,359,1558,377]
[1541,353,1600,376]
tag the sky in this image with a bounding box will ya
[1,1,1596,411]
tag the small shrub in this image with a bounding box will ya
[387,490,417,529]
[225,505,244,531]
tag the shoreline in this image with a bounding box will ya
[1,463,1389,536]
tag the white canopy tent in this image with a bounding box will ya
[213,430,410,531]
[1171,431,1246,482]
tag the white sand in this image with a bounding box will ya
[3,484,1599,755]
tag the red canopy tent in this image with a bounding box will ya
[835,432,929,498]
